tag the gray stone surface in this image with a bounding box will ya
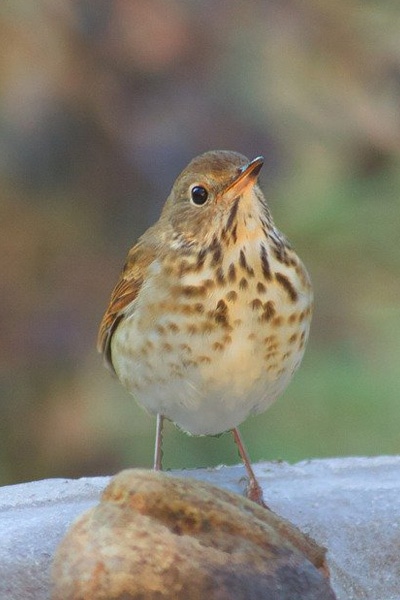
[0,456,399,600]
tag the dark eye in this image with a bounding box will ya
[190,185,209,206]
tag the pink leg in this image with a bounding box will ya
[232,428,268,508]
[153,414,164,471]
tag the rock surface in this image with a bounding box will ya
[0,456,399,599]
[51,469,334,599]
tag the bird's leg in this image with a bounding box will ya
[232,427,268,509]
[153,414,164,471]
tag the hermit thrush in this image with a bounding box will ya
[98,150,313,507]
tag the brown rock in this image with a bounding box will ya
[51,469,336,599]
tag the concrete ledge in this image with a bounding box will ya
[0,456,399,600]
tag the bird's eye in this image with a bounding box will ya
[190,185,209,206]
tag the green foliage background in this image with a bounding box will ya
[1,1,399,484]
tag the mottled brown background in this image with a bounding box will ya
[1,0,399,485]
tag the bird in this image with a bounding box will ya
[98,150,313,507]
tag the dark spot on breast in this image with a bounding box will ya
[216,299,228,313]
[266,342,278,352]
[259,301,275,322]
[179,343,192,354]
[163,265,173,276]
[182,359,196,368]
[196,248,207,270]
[181,285,207,298]
[215,267,225,285]
[203,279,215,289]
[210,243,223,267]
[198,355,211,364]
[201,321,216,334]
[181,304,194,315]
[256,282,267,294]
[215,314,228,325]
[264,351,278,361]
[239,249,255,277]
[186,324,198,335]
[213,342,224,352]
[250,298,263,311]
[225,197,240,232]
[275,272,298,302]
[178,260,191,277]
[239,277,248,290]
[209,235,219,251]
[272,316,283,327]
[211,299,229,326]
[272,245,290,265]
[231,224,238,244]
[228,263,236,282]
[260,245,271,280]
[239,249,247,269]
[299,331,307,350]
[226,290,238,302]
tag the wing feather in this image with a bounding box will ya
[97,241,156,372]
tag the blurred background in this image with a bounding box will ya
[1,0,400,485]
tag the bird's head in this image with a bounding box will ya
[160,150,270,249]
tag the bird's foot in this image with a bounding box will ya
[246,478,269,510]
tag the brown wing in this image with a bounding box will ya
[97,241,156,373]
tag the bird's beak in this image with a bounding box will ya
[224,156,264,196]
